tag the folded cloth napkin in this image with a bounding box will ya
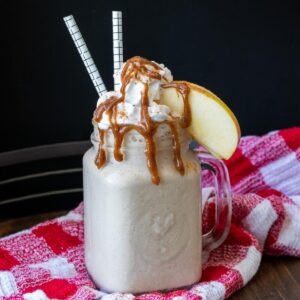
[0,127,299,300]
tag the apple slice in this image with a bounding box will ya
[160,81,240,159]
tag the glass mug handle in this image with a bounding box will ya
[197,151,232,252]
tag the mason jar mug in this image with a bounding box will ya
[83,125,232,294]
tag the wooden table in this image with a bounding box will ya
[0,212,299,299]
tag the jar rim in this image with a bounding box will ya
[91,123,191,151]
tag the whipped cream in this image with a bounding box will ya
[96,60,173,130]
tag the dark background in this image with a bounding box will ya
[3,0,300,152]
[1,0,300,217]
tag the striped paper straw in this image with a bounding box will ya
[112,11,123,90]
[63,15,107,97]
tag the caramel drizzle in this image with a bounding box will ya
[93,56,191,185]
[95,129,106,168]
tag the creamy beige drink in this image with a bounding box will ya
[84,57,202,293]
[83,57,236,293]
[84,129,201,293]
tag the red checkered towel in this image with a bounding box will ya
[0,127,299,300]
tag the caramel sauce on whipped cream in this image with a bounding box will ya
[93,56,191,185]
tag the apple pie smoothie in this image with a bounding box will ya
[83,57,239,293]
[63,13,238,295]
[84,57,201,292]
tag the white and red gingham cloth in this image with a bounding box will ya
[0,127,300,300]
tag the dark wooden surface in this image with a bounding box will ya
[0,212,299,299]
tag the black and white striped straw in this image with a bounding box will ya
[63,15,107,97]
[112,11,123,91]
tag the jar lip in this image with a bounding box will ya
[91,123,192,150]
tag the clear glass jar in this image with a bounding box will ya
[83,124,231,294]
